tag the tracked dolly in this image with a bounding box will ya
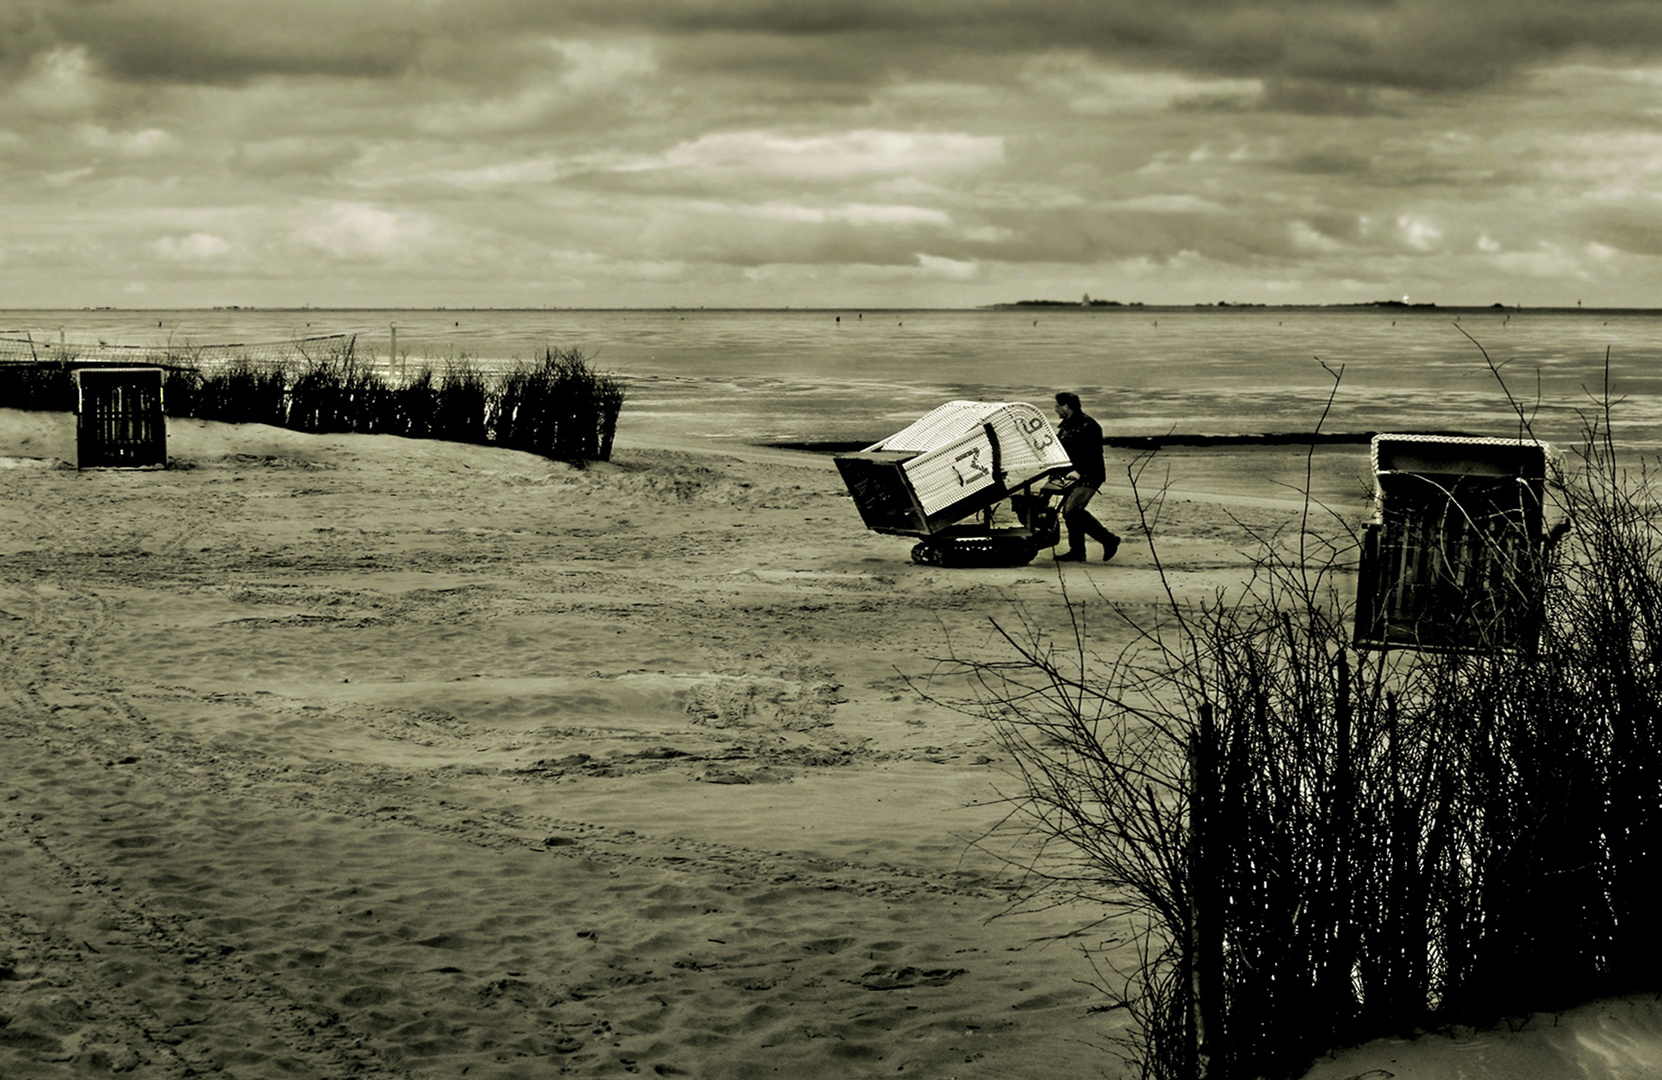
[834,401,1075,568]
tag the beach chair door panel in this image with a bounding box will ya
[75,368,167,469]
[1355,436,1547,653]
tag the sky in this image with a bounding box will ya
[6,1,1662,310]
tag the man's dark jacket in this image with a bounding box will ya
[1056,410,1106,489]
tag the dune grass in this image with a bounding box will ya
[0,340,625,465]
[0,358,77,412]
[933,366,1662,1080]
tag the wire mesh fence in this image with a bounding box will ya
[0,332,354,371]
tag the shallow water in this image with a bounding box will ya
[7,306,1661,450]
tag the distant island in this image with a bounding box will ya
[1006,297,1146,308]
[989,298,1591,312]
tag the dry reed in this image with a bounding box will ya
[928,358,1662,1079]
[1,339,625,466]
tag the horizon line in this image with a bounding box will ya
[4,302,1661,314]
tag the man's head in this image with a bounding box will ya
[1054,391,1080,418]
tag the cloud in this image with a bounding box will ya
[1281,147,1378,178]
[153,232,232,260]
[7,1,1662,307]
[76,124,178,157]
[413,39,659,136]
[915,253,980,279]
[437,158,565,190]
[415,86,566,137]
[1289,220,1345,254]
[616,190,988,269]
[3,0,1661,108]
[630,129,1004,179]
[1554,132,1662,185]
[1106,194,1228,214]
[297,202,432,258]
[1487,241,1594,281]
[37,1,420,85]
[228,137,363,180]
[707,200,954,227]
[1396,214,1444,252]
[545,37,659,92]
[1020,54,1262,113]
[42,166,94,187]
[568,0,1662,97]
[8,44,101,120]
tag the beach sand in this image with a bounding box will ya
[2,408,1658,1079]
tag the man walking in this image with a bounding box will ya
[1052,391,1122,563]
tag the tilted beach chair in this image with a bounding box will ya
[833,400,1075,567]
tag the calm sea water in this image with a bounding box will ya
[6,307,1662,452]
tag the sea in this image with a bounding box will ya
[5,306,1662,455]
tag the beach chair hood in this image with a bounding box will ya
[835,400,1073,537]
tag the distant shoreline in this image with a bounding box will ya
[4,303,1661,316]
[986,300,1654,315]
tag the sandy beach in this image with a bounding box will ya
[3,406,1660,1079]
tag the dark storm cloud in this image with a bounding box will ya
[1256,81,1398,117]
[7,0,1662,307]
[1283,147,1380,178]
[1272,146,1497,190]
[567,0,1662,94]
[0,4,53,78]
[41,2,423,84]
[652,32,901,98]
[15,0,569,87]
[16,0,1662,97]
[1584,208,1662,258]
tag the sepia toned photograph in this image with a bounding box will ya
[5,3,1662,1078]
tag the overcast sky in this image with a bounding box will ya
[6,1,1662,309]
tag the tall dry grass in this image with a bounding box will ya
[931,363,1662,1079]
[0,359,77,411]
[1,340,625,465]
[488,348,626,463]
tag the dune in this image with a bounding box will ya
[1,407,1656,1078]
